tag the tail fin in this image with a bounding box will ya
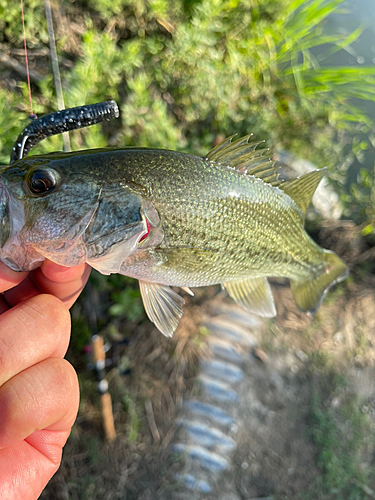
[291,250,349,315]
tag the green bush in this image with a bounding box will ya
[1,0,375,201]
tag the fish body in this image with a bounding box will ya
[0,136,348,335]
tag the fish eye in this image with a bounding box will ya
[27,169,59,195]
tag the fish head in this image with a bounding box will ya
[0,155,103,271]
[0,152,163,273]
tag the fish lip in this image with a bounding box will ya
[0,179,10,249]
[0,178,31,272]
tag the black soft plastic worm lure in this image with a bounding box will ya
[10,100,119,164]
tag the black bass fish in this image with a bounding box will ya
[0,131,348,336]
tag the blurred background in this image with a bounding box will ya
[1,0,375,498]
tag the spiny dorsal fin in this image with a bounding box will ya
[206,134,239,158]
[279,168,327,214]
[206,135,280,186]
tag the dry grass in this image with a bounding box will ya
[41,291,212,500]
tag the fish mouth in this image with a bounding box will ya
[0,180,10,249]
[0,180,40,272]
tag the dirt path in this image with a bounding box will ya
[169,282,375,500]
[41,278,375,500]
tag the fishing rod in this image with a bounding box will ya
[44,0,70,152]
[92,335,117,442]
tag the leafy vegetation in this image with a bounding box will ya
[305,381,373,500]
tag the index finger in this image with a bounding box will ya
[4,261,91,309]
[34,261,91,308]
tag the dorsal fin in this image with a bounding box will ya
[205,135,280,186]
[279,168,326,214]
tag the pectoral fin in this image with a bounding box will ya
[139,281,185,337]
[223,277,276,317]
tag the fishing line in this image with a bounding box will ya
[17,1,118,163]
[20,0,36,119]
[44,0,71,152]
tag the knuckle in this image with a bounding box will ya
[25,294,71,333]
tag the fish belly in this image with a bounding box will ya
[119,231,324,288]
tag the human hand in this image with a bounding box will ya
[0,260,91,500]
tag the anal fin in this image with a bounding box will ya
[139,281,185,337]
[223,277,276,318]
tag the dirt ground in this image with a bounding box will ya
[232,282,375,499]
[229,221,375,499]
[38,221,375,500]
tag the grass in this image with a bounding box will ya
[257,277,375,500]
[303,383,374,500]
[111,371,142,443]
[287,329,375,500]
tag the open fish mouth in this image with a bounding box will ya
[0,179,10,249]
[0,180,34,272]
